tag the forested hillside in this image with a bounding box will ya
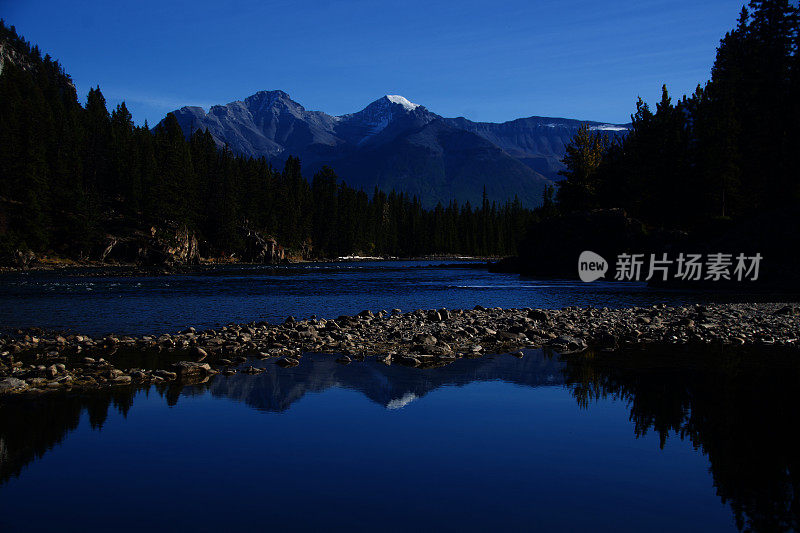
[501,0,800,285]
[556,0,798,227]
[0,21,534,264]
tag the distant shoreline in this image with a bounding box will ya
[0,256,497,276]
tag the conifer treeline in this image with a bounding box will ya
[556,0,799,228]
[0,21,534,260]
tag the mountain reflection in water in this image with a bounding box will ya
[1,348,798,531]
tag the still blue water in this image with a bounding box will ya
[2,262,795,531]
[5,350,783,532]
[0,260,740,336]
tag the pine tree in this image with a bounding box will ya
[556,124,610,212]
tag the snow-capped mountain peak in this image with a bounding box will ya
[332,94,434,145]
[384,94,419,111]
[162,89,630,208]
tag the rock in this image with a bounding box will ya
[276,357,300,368]
[14,249,37,268]
[191,346,208,360]
[528,309,549,321]
[153,369,178,380]
[0,377,29,393]
[99,224,201,266]
[774,305,797,316]
[240,229,286,263]
[336,356,352,365]
[497,331,526,341]
[172,361,211,376]
[414,334,437,346]
[113,375,132,384]
[242,366,265,374]
[298,328,318,339]
[549,335,587,354]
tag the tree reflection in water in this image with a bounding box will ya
[1,347,798,530]
[563,347,800,532]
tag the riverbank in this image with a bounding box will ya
[1,302,797,396]
[0,256,492,276]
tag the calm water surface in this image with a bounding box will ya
[0,260,753,335]
[2,349,798,532]
[2,262,797,531]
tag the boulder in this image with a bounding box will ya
[549,335,588,354]
[413,334,437,346]
[497,331,527,341]
[0,377,29,394]
[528,309,549,321]
[171,361,211,377]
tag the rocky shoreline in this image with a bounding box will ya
[1,302,798,396]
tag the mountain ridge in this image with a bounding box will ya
[163,91,628,207]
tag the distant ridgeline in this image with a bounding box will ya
[160,92,628,210]
[499,0,800,286]
[0,20,537,265]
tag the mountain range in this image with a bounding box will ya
[163,91,628,208]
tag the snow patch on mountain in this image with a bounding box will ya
[590,124,629,132]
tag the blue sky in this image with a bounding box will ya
[2,0,741,125]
